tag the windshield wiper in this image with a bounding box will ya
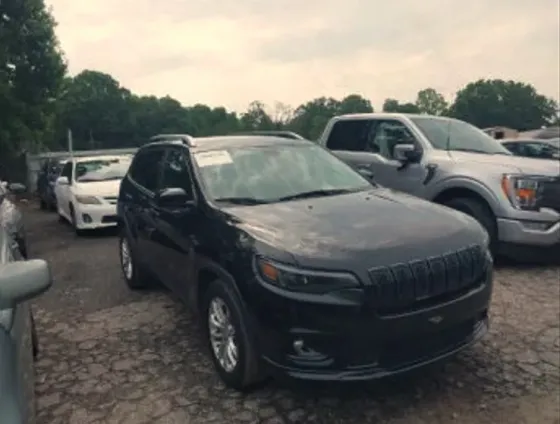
[276,188,361,202]
[214,197,269,205]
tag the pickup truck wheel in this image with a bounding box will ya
[39,199,47,210]
[202,279,264,391]
[444,197,497,252]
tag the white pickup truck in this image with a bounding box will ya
[316,113,560,262]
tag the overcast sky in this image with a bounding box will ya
[47,0,559,112]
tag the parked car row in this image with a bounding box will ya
[24,113,559,393]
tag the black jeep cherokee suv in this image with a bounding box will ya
[117,134,493,390]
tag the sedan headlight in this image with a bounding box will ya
[75,195,102,205]
[255,257,361,293]
[501,174,551,211]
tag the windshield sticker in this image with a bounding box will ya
[195,151,233,167]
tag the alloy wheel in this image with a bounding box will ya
[208,297,239,373]
[120,238,133,280]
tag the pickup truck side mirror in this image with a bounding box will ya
[56,176,69,185]
[394,144,421,163]
[0,260,52,309]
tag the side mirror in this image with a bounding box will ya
[394,144,421,163]
[56,176,69,185]
[156,187,193,208]
[0,260,52,309]
[8,182,26,194]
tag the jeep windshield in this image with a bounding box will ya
[193,143,372,205]
[75,158,131,183]
[411,116,512,155]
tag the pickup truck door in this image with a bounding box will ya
[330,119,429,196]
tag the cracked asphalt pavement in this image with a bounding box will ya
[21,203,559,424]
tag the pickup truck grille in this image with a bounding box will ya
[540,177,560,213]
[368,245,487,312]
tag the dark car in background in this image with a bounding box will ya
[117,133,493,391]
[0,181,28,258]
[0,226,53,424]
[500,138,560,160]
[37,158,67,211]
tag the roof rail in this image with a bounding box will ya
[149,133,196,147]
[236,130,305,140]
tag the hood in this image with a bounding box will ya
[226,188,486,271]
[449,151,560,176]
[74,179,122,197]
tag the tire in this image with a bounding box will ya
[444,197,497,253]
[202,279,263,391]
[39,199,47,210]
[31,311,39,359]
[69,204,85,236]
[119,231,151,289]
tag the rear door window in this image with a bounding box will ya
[325,120,373,151]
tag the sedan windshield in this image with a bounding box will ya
[193,143,372,204]
[411,116,512,155]
[75,158,131,182]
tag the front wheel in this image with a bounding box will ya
[119,232,151,289]
[202,279,263,391]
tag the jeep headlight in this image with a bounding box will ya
[255,257,360,294]
[501,174,550,211]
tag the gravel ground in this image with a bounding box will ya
[20,202,559,424]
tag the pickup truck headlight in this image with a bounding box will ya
[501,174,551,211]
[75,195,102,205]
[255,257,361,294]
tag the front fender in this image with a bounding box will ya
[429,176,502,215]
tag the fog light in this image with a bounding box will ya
[82,214,92,223]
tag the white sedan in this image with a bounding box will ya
[54,155,132,234]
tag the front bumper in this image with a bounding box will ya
[497,217,560,247]
[74,203,119,229]
[250,270,492,382]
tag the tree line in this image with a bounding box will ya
[2,0,559,162]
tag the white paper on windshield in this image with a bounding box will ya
[195,151,233,167]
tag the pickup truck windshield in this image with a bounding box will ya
[193,144,372,204]
[411,116,512,155]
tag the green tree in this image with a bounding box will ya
[239,100,274,131]
[0,0,66,162]
[382,98,420,113]
[449,79,558,130]
[338,94,374,114]
[415,88,448,115]
[289,97,341,140]
[56,70,133,149]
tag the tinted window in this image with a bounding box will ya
[193,143,371,203]
[160,149,194,199]
[325,120,371,151]
[60,162,72,180]
[370,120,417,159]
[129,148,165,191]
